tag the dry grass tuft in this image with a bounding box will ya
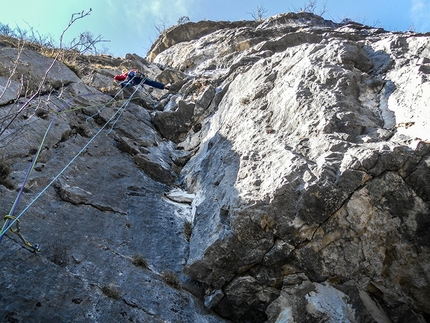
[0,160,10,180]
[100,283,121,300]
[183,220,193,242]
[131,254,149,269]
[161,271,181,289]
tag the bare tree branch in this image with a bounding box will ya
[0,9,94,137]
[249,6,269,21]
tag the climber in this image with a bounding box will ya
[114,69,170,90]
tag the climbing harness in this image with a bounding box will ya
[0,81,142,250]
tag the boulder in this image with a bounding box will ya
[0,48,80,90]
[1,11,430,323]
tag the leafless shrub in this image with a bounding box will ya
[177,16,190,25]
[0,22,15,37]
[249,6,269,21]
[0,11,109,55]
[0,9,109,137]
[67,31,109,55]
[301,0,317,13]
[154,17,169,36]
[292,0,328,16]
[23,22,56,48]
[340,18,355,25]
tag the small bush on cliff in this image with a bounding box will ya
[292,0,327,16]
[177,16,190,25]
[161,271,181,289]
[183,220,193,242]
[0,10,109,81]
[0,9,110,136]
[249,6,268,21]
[0,160,10,181]
[100,283,121,300]
[131,254,149,269]
[0,159,13,189]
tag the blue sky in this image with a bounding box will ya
[1,0,429,58]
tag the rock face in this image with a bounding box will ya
[1,12,429,323]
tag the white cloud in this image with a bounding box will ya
[150,0,195,24]
[149,1,163,16]
[110,0,197,54]
[120,0,195,35]
[410,0,430,32]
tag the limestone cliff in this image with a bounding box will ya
[0,12,429,323]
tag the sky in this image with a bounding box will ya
[0,0,429,58]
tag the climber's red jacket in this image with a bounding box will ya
[113,72,128,81]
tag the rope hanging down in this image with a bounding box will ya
[0,93,77,250]
[0,82,141,248]
[0,116,53,251]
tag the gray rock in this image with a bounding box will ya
[0,48,80,89]
[1,11,430,323]
[159,13,430,323]
[0,77,20,105]
[152,100,195,143]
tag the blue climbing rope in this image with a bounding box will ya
[0,82,142,248]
